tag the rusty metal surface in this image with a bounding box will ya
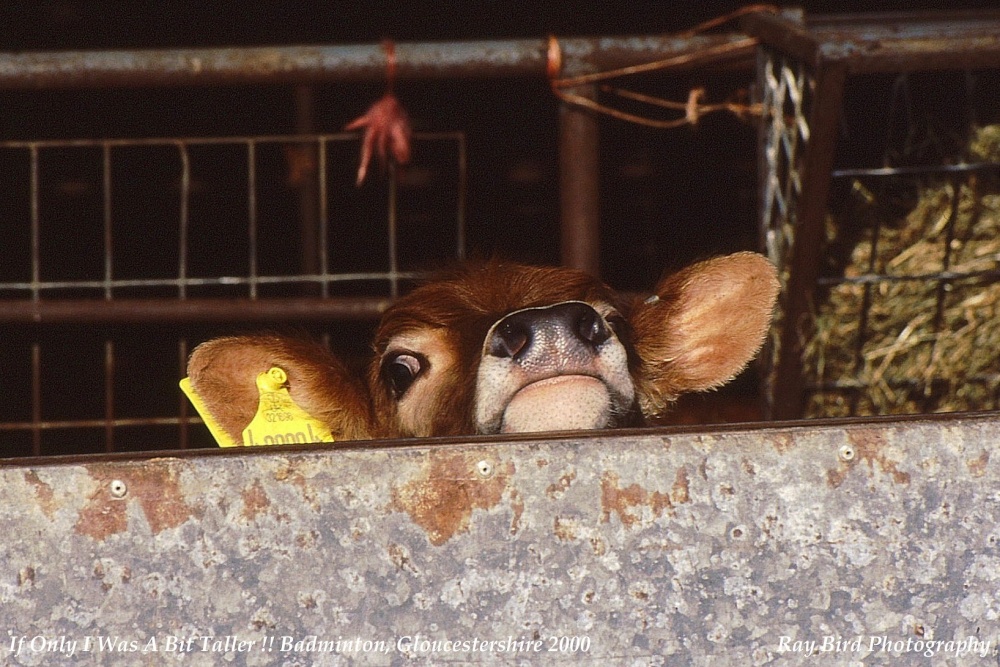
[558,83,601,278]
[3,414,1000,665]
[744,10,1000,73]
[0,34,755,90]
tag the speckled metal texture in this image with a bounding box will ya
[3,414,999,665]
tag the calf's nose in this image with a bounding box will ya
[487,302,611,360]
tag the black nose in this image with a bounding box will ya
[488,302,611,359]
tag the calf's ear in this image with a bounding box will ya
[186,335,374,444]
[629,252,779,418]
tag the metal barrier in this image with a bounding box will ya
[2,413,998,665]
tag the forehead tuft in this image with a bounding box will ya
[373,261,617,351]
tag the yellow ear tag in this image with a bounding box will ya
[240,367,335,447]
[180,367,334,448]
[179,376,240,448]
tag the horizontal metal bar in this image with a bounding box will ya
[816,267,1000,287]
[809,375,1000,392]
[809,8,1000,28]
[818,38,1000,74]
[0,130,463,150]
[831,162,1000,179]
[3,414,1000,664]
[0,34,755,90]
[0,272,421,292]
[746,9,1000,73]
[0,297,392,324]
[0,416,200,432]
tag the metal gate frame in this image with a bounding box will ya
[743,9,1000,420]
[0,32,758,281]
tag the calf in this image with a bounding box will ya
[186,253,778,442]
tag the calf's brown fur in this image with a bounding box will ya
[187,253,779,443]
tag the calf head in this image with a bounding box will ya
[186,252,779,442]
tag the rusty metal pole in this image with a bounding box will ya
[294,85,321,294]
[0,36,755,89]
[559,83,601,277]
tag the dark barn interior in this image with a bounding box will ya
[1,1,997,457]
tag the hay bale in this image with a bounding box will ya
[805,125,1000,417]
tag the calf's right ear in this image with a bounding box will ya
[185,335,374,444]
[629,252,780,418]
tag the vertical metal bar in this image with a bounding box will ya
[754,48,778,419]
[388,163,399,299]
[850,177,886,416]
[29,144,41,456]
[177,142,192,449]
[247,140,259,299]
[29,145,40,302]
[754,48,772,259]
[295,86,320,292]
[933,176,962,331]
[921,176,963,409]
[103,143,115,452]
[103,143,114,300]
[317,137,329,298]
[456,133,467,261]
[850,256,875,416]
[771,62,849,420]
[178,338,190,449]
[177,143,191,300]
[558,83,601,277]
[104,341,115,452]
[31,344,41,456]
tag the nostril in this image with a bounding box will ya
[490,320,530,358]
[487,302,612,360]
[575,306,610,347]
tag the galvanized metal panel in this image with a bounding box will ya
[2,414,1000,665]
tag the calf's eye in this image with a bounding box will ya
[606,313,626,336]
[384,353,423,398]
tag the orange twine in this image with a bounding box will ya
[547,5,776,129]
[383,38,397,92]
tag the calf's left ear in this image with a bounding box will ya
[629,252,780,418]
[186,335,375,444]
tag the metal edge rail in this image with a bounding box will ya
[0,296,393,324]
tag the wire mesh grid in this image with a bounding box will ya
[0,131,466,456]
[757,47,812,276]
[755,46,813,414]
[757,50,1000,418]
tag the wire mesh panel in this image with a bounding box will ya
[755,46,813,411]
[811,97,1000,418]
[0,132,466,456]
[747,10,1000,419]
[757,47,812,272]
